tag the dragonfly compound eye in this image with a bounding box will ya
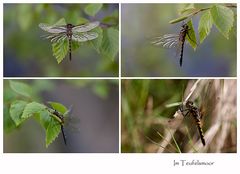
[186,100,194,107]
[66,24,74,28]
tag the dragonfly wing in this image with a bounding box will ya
[72,21,100,33]
[64,107,81,133]
[168,110,184,129]
[72,32,98,42]
[151,34,179,48]
[43,33,67,42]
[175,41,183,56]
[39,23,66,33]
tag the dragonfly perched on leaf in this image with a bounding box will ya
[47,104,80,145]
[39,20,99,61]
[151,21,197,67]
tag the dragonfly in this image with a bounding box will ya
[178,100,205,146]
[39,21,100,61]
[47,106,77,145]
[48,108,68,145]
[151,23,191,67]
[167,80,214,150]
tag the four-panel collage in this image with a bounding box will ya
[3,3,237,154]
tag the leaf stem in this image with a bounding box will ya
[171,4,237,24]
[188,4,236,19]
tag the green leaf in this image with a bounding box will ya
[52,39,80,63]
[48,101,68,115]
[44,18,68,64]
[46,120,61,147]
[9,80,32,98]
[90,27,103,53]
[169,16,189,24]
[22,102,47,119]
[100,28,119,60]
[9,100,28,126]
[4,105,16,132]
[210,5,234,39]
[72,41,80,51]
[84,3,103,16]
[52,40,69,64]
[186,20,197,50]
[198,11,213,43]
[35,110,51,129]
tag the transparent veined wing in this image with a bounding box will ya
[72,32,98,42]
[63,105,73,118]
[39,23,67,33]
[72,21,100,33]
[151,34,179,48]
[63,106,81,132]
[175,39,184,57]
[168,109,185,130]
[43,33,67,42]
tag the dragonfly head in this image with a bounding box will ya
[182,24,189,30]
[66,23,75,28]
[186,100,194,108]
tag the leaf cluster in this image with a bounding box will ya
[4,80,70,147]
[169,4,236,47]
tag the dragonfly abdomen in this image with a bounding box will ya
[66,25,73,61]
[61,125,67,145]
[180,41,185,66]
[179,29,187,67]
[194,117,205,146]
[68,36,72,61]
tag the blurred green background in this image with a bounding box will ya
[121,79,237,153]
[121,4,236,77]
[4,4,119,77]
[4,79,119,152]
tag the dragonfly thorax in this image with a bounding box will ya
[66,24,74,37]
[52,110,65,124]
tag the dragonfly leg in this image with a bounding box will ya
[182,111,190,117]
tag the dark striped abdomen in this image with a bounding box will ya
[194,117,205,146]
[66,24,73,61]
[179,31,187,67]
[61,125,67,145]
[69,37,72,61]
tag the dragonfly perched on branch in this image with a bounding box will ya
[167,80,214,150]
[151,22,197,67]
[178,100,205,146]
[39,21,100,61]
